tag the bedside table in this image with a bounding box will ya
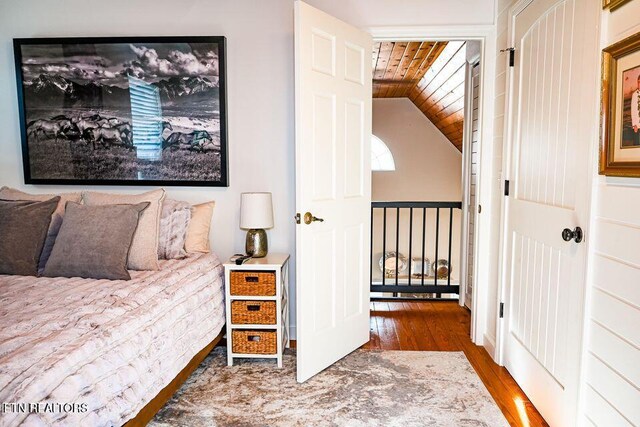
[224,253,290,368]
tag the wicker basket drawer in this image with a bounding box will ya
[230,271,276,296]
[231,300,277,325]
[232,330,277,354]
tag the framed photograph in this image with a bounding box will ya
[14,36,228,186]
[600,31,640,177]
[602,0,632,10]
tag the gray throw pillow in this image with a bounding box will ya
[43,202,149,280]
[0,187,81,272]
[0,197,60,276]
[82,189,165,271]
[158,198,192,259]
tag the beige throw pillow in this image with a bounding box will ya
[0,187,81,271]
[184,201,215,253]
[82,189,166,270]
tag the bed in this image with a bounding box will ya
[0,253,225,427]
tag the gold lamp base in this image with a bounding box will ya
[245,229,268,258]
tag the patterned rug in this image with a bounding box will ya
[150,347,507,427]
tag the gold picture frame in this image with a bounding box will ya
[600,31,640,177]
[602,0,632,10]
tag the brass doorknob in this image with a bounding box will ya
[304,212,324,225]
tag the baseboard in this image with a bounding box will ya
[483,333,497,361]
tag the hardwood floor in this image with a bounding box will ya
[363,300,549,427]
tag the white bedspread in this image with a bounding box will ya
[0,253,225,427]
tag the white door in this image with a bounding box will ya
[294,1,372,383]
[500,0,597,425]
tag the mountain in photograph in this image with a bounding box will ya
[155,76,219,101]
[24,74,129,107]
[24,74,219,107]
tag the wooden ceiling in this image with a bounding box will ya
[373,41,467,151]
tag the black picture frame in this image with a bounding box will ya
[13,36,229,187]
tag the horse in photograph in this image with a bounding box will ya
[162,130,219,153]
[26,117,80,143]
[82,126,134,151]
[71,114,134,151]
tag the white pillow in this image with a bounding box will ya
[158,199,191,259]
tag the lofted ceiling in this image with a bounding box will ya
[372,41,467,151]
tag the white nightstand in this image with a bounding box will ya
[224,254,290,368]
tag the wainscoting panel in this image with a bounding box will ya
[585,354,639,425]
[583,384,633,427]
[584,181,640,426]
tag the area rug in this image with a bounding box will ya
[150,348,507,427]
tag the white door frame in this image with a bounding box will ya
[369,25,497,347]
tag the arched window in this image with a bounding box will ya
[371,135,395,171]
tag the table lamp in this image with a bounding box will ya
[240,192,274,258]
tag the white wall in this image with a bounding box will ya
[0,0,295,264]
[372,99,462,201]
[581,1,640,425]
[0,0,298,330]
[372,98,462,281]
[0,0,497,338]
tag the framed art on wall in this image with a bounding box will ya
[602,0,632,11]
[14,36,228,186]
[600,31,640,177]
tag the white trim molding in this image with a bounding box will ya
[368,25,495,40]
[483,333,497,359]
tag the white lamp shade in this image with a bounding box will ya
[240,192,274,229]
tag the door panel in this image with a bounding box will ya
[343,224,364,318]
[510,230,570,383]
[311,93,336,200]
[295,1,372,383]
[344,99,365,198]
[515,0,576,209]
[344,43,365,85]
[312,230,336,333]
[311,30,336,76]
[502,0,598,425]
